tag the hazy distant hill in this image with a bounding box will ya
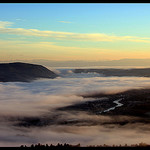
[0,62,58,82]
[2,58,150,67]
[29,58,150,67]
[74,68,150,77]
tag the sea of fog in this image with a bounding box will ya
[1,68,150,146]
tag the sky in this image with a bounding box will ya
[1,3,150,62]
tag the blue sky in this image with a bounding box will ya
[1,3,150,34]
[0,3,150,61]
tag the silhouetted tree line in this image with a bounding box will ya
[20,142,150,148]
[20,143,81,148]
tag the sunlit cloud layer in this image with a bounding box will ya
[0,21,13,28]
[1,21,150,43]
[1,20,150,62]
[1,74,150,146]
[0,39,149,62]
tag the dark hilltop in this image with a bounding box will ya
[0,62,58,82]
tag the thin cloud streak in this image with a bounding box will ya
[58,21,72,23]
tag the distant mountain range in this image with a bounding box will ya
[0,62,58,82]
[1,59,150,67]
[22,58,150,67]
[1,61,150,82]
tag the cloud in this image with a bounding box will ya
[15,18,25,21]
[0,21,13,28]
[1,19,150,146]
[1,39,150,62]
[0,40,122,61]
[0,20,150,43]
[0,75,149,119]
[1,71,150,146]
[58,21,72,23]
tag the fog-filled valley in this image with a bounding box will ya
[1,67,150,146]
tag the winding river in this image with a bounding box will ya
[99,98,123,114]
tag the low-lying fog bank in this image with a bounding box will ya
[1,71,150,146]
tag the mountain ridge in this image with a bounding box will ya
[0,62,58,82]
[2,58,150,67]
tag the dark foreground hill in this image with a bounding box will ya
[0,62,58,82]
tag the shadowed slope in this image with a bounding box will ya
[0,62,58,82]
